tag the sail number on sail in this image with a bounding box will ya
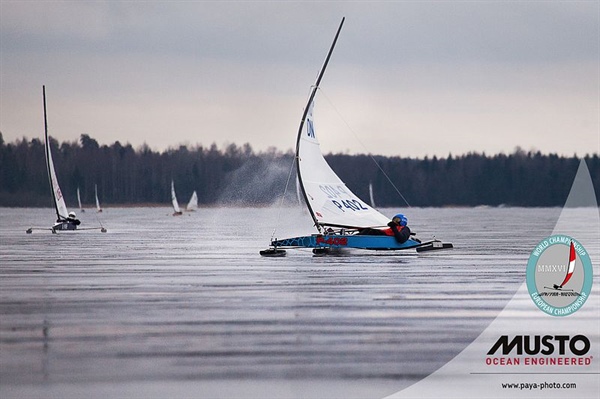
[53,177,63,201]
[319,184,369,212]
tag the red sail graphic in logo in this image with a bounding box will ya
[554,241,576,289]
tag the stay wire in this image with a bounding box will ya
[318,88,411,208]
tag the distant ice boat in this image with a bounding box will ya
[77,187,85,213]
[368,182,376,208]
[186,191,198,212]
[171,180,183,216]
[95,184,103,212]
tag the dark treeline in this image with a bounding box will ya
[0,132,598,208]
[329,151,598,207]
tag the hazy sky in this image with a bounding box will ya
[1,1,598,157]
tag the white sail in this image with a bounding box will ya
[95,184,102,212]
[369,182,376,208]
[171,180,181,214]
[44,87,69,221]
[297,100,390,229]
[77,187,84,212]
[186,191,198,211]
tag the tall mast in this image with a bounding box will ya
[295,17,345,232]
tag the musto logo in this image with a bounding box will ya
[526,235,592,316]
[486,335,593,366]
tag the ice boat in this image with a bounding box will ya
[186,191,198,212]
[260,19,452,256]
[77,187,85,213]
[171,180,183,216]
[27,86,106,233]
[95,184,103,212]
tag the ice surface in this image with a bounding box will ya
[0,206,562,398]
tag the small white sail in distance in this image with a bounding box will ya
[297,100,390,230]
[186,191,198,211]
[171,180,182,215]
[369,182,376,208]
[77,187,85,212]
[95,184,103,212]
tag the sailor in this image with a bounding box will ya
[66,211,81,227]
[383,213,411,243]
[356,213,412,243]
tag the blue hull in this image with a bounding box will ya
[270,234,422,251]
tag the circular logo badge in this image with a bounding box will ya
[526,235,592,316]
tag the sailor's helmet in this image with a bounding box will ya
[392,213,407,226]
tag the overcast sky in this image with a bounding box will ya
[1,1,598,158]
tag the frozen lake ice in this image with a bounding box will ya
[0,206,582,398]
